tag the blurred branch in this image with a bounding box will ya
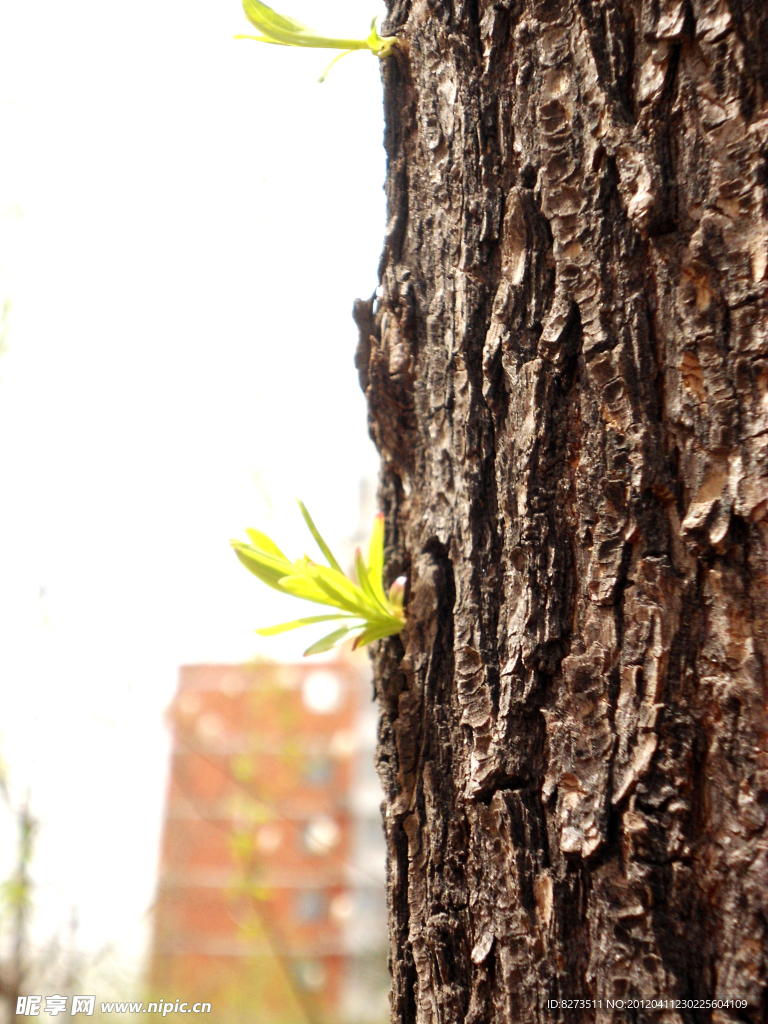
[0,796,37,1024]
[164,763,326,1024]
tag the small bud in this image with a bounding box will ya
[388,575,407,612]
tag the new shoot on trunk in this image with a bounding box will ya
[235,0,398,81]
[232,501,406,656]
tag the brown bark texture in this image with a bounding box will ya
[353,0,768,1020]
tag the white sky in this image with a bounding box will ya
[0,0,385,979]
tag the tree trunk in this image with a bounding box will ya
[353,0,768,1020]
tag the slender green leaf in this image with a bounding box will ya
[243,0,309,35]
[355,547,384,610]
[297,500,344,573]
[303,625,361,657]
[318,49,355,83]
[352,619,403,650]
[257,614,358,637]
[244,528,290,562]
[366,513,387,604]
[307,562,379,618]
[232,543,295,591]
[241,0,370,51]
[232,548,296,588]
[276,573,345,607]
[233,33,290,45]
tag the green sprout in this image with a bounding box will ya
[232,501,406,656]
[236,0,397,81]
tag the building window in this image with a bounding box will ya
[293,959,327,992]
[303,755,333,786]
[301,816,340,855]
[294,890,326,923]
[256,823,283,853]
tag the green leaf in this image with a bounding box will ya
[366,512,387,604]
[318,50,355,83]
[297,500,343,573]
[231,542,295,591]
[306,561,379,618]
[277,572,345,608]
[352,619,403,650]
[233,33,290,45]
[244,528,290,562]
[302,625,361,657]
[231,539,292,573]
[257,613,358,637]
[354,546,385,610]
[243,0,310,36]
[241,0,370,51]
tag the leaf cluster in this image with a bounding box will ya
[232,502,405,656]
[236,0,397,80]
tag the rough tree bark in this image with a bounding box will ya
[353,0,768,1020]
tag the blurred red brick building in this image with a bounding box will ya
[149,658,388,1024]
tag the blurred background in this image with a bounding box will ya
[0,1,388,1020]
